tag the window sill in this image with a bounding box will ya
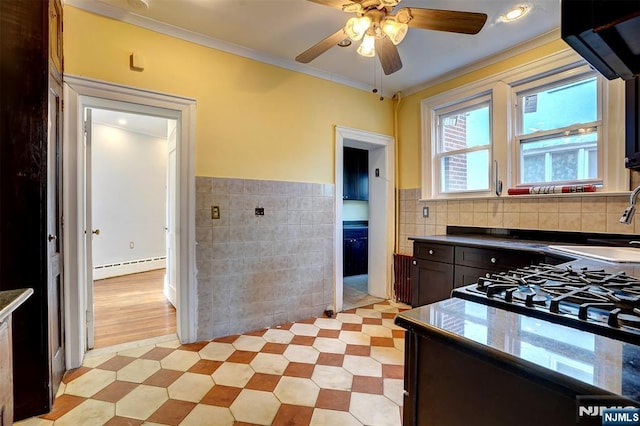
[419,190,631,202]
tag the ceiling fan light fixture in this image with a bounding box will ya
[345,16,371,41]
[381,18,408,45]
[357,34,376,57]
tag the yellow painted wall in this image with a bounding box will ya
[396,39,570,189]
[64,6,393,183]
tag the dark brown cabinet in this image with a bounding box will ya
[411,241,546,308]
[411,243,454,307]
[626,77,640,169]
[0,317,11,425]
[1,0,64,419]
[343,147,368,201]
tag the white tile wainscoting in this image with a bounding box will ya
[195,177,335,341]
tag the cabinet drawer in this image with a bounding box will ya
[455,246,542,270]
[413,242,454,263]
[454,265,492,288]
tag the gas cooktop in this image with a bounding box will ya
[452,264,640,345]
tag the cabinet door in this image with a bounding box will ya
[343,148,358,200]
[353,237,368,275]
[411,259,454,307]
[343,147,368,200]
[0,318,12,426]
[356,150,368,201]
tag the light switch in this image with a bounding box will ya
[211,205,220,220]
[423,207,429,218]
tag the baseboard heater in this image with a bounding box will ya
[93,256,166,280]
[393,254,412,305]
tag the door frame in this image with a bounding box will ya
[334,126,395,313]
[63,75,197,368]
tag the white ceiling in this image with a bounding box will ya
[67,0,562,96]
[92,108,170,138]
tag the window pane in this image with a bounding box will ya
[441,104,490,153]
[521,77,597,135]
[520,131,598,184]
[441,150,489,192]
[523,154,545,183]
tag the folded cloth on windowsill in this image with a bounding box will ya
[507,184,597,195]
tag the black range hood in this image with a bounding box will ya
[561,0,640,81]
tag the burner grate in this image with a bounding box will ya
[453,263,640,344]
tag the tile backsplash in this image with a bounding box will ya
[195,177,334,341]
[398,188,638,255]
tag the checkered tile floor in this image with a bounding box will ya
[17,301,409,426]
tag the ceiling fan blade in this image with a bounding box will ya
[375,37,403,75]
[306,0,349,10]
[401,8,487,35]
[295,29,347,64]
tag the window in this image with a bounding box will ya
[420,49,627,200]
[515,70,601,186]
[435,96,491,194]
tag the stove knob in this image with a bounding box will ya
[490,257,497,264]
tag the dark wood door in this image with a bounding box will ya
[47,74,64,400]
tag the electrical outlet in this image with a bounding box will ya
[211,205,220,220]
[423,207,429,218]
[129,241,135,249]
[255,207,265,216]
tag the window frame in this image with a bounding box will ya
[420,48,627,201]
[434,94,493,195]
[512,66,603,187]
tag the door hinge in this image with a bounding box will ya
[83,120,88,134]
[61,99,64,112]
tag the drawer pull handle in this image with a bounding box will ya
[428,249,434,255]
[490,257,497,264]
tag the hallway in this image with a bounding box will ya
[94,269,176,348]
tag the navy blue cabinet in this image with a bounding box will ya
[343,147,368,201]
[343,226,368,276]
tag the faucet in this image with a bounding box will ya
[620,185,640,224]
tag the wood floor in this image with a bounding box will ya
[93,269,176,348]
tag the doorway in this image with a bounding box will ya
[88,108,177,348]
[334,126,395,313]
[63,76,197,369]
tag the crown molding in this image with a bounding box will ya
[66,1,563,98]
[403,28,563,97]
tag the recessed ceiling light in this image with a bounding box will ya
[500,5,530,22]
[337,39,352,48]
[127,0,149,10]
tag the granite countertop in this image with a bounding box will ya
[395,298,640,402]
[0,288,33,322]
[409,228,640,276]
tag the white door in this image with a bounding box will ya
[84,108,96,349]
[165,121,177,307]
[48,78,65,396]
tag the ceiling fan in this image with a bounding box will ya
[295,0,488,75]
